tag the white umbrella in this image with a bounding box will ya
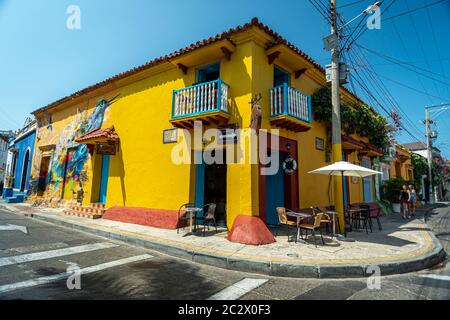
[309,161,382,178]
[309,161,382,238]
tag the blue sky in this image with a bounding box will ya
[0,0,449,157]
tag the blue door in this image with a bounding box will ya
[99,155,110,204]
[362,157,372,203]
[265,153,285,226]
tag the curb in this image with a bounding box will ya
[25,207,446,279]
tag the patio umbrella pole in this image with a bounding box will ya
[336,170,355,242]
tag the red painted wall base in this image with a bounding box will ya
[103,206,187,229]
[227,215,276,245]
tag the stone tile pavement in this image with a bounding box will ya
[0,202,446,278]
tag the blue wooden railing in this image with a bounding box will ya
[269,83,312,123]
[172,79,229,119]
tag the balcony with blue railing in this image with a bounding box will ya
[171,79,230,128]
[269,83,312,132]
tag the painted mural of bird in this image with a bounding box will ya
[85,94,120,133]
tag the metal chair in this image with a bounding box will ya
[197,203,218,236]
[177,203,195,234]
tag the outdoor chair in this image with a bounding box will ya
[367,203,383,231]
[197,203,218,236]
[298,213,325,247]
[349,204,371,234]
[177,203,196,234]
[314,207,332,235]
[275,207,299,242]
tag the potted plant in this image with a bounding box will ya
[382,177,408,213]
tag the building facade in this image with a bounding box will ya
[2,120,37,203]
[0,132,12,191]
[29,19,385,230]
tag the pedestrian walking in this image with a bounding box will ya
[400,185,410,219]
[409,185,417,218]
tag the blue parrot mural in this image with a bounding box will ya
[48,95,119,197]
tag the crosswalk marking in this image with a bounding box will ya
[419,274,450,281]
[0,254,154,294]
[207,278,269,300]
[0,242,118,267]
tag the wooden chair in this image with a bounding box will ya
[298,213,325,247]
[177,203,195,234]
[275,207,298,242]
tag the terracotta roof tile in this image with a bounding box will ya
[32,17,361,116]
[75,126,119,143]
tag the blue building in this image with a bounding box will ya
[2,119,37,203]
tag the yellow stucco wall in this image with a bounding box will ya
[31,27,373,229]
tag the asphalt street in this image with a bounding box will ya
[0,204,448,300]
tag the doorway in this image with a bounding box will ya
[265,152,286,226]
[195,150,227,226]
[98,154,110,204]
[20,149,30,192]
[196,63,220,84]
[37,155,51,196]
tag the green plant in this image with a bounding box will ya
[411,153,427,193]
[311,85,390,153]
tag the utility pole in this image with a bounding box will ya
[424,103,450,203]
[330,0,344,233]
[425,108,434,204]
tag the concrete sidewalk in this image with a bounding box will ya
[0,202,446,279]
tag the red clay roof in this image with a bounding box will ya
[76,126,119,143]
[32,18,365,116]
[402,141,427,151]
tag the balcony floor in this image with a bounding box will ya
[170,110,230,129]
[270,114,312,132]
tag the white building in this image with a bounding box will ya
[0,131,14,188]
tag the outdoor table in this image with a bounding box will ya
[345,208,361,231]
[286,211,312,243]
[184,207,203,233]
[323,211,340,238]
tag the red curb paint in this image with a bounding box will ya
[227,215,275,245]
[103,206,187,229]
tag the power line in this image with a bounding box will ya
[376,73,445,101]
[356,44,450,86]
[404,0,444,101]
[383,0,448,22]
[425,0,450,99]
[308,0,331,23]
[338,0,366,9]
[349,45,425,137]
[346,46,425,140]
[343,0,397,51]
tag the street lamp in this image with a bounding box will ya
[337,1,382,31]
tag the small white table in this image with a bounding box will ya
[184,207,203,233]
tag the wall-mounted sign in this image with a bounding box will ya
[315,137,324,151]
[218,124,239,144]
[163,129,178,144]
[96,143,116,155]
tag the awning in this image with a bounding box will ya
[75,126,120,145]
